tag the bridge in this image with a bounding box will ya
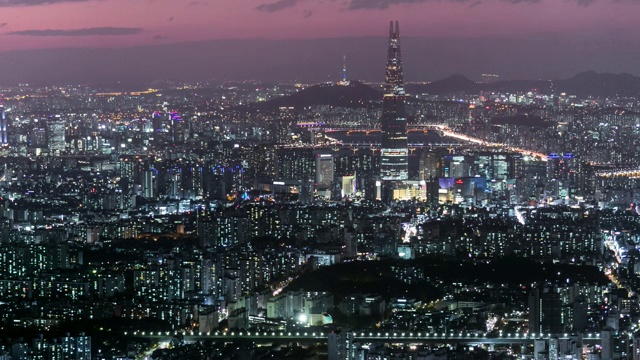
[336,141,466,148]
[321,124,548,160]
[128,330,603,345]
[596,168,640,179]
[323,124,447,134]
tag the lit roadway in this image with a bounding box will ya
[596,168,640,179]
[128,330,602,345]
[432,125,548,161]
[323,125,548,161]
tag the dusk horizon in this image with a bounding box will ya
[1,32,640,86]
[1,0,639,85]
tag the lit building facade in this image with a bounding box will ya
[0,105,7,146]
[315,153,334,191]
[47,115,66,154]
[380,21,408,181]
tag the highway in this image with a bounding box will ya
[128,330,602,345]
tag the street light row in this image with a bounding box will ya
[126,330,602,340]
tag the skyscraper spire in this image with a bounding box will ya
[380,20,408,181]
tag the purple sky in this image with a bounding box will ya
[0,0,639,84]
[1,0,639,51]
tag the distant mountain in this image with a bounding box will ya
[257,80,381,109]
[245,71,640,110]
[486,79,551,94]
[407,71,640,98]
[555,71,640,98]
[409,74,481,94]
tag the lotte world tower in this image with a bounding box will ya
[380,21,409,181]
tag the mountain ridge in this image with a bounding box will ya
[256,80,381,110]
[408,71,640,98]
[259,71,640,109]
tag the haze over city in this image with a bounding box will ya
[1,0,640,84]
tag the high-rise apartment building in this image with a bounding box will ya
[529,286,563,334]
[47,115,66,154]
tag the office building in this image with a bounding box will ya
[316,153,334,192]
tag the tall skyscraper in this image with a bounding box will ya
[0,105,7,146]
[142,169,157,199]
[316,153,334,191]
[528,286,563,334]
[47,115,66,154]
[380,21,408,181]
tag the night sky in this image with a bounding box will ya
[1,0,639,84]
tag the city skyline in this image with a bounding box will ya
[3,3,640,359]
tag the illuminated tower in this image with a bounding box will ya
[0,104,7,146]
[342,55,347,82]
[338,55,350,86]
[380,21,408,180]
